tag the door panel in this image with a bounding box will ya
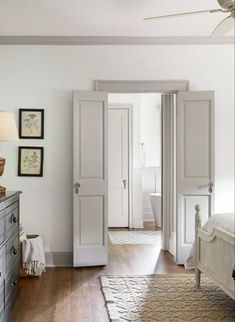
[176,91,214,264]
[73,91,108,267]
[80,196,104,246]
[108,109,129,227]
[80,102,104,179]
[183,101,211,178]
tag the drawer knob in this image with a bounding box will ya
[10,214,17,223]
[11,245,17,256]
[11,277,18,287]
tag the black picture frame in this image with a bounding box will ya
[18,146,44,177]
[19,109,44,139]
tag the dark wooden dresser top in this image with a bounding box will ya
[0,192,22,203]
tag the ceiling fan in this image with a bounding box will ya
[144,0,235,37]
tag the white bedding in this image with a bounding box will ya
[202,213,234,235]
[185,212,234,269]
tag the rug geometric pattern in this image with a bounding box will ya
[108,231,161,245]
[100,274,235,322]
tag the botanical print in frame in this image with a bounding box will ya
[18,147,43,177]
[19,109,44,139]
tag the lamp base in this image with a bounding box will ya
[0,157,6,194]
[0,157,5,176]
[0,185,6,195]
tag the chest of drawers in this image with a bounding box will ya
[0,192,21,322]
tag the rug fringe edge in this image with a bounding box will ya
[100,276,121,322]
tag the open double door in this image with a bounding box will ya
[73,90,214,267]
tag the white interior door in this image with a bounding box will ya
[73,91,108,267]
[176,91,214,264]
[108,108,129,227]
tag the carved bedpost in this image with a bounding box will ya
[195,204,202,231]
[195,204,201,288]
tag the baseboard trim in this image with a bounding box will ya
[45,252,73,267]
[132,218,144,229]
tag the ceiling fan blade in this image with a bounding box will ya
[143,9,223,20]
[211,13,235,36]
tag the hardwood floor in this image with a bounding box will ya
[10,226,192,322]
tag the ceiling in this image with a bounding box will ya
[0,0,234,37]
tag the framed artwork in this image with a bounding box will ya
[19,109,44,139]
[18,146,44,177]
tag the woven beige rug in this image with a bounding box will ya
[100,274,235,322]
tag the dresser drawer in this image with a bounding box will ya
[5,268,19,305]
[0,246,5,284]
[0,281,4,319]
[0,211,5,246]
[6,232,19,272]
[0,192,21,322]
[5,203,19,240]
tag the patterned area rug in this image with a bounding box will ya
[108,231,160,244]
[100,274,235,322]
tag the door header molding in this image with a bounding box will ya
[95,80,189,93]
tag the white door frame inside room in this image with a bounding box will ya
[73,80,214,267]
[95,80,189,253]
[108,104,133,228]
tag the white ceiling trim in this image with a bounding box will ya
[0,36,233,46]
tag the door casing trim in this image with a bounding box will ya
[95,80,189,254]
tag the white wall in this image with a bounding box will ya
[140,94,162,221]
[0,45,234,253]
[142,167,161,221]
[140,94,161,167]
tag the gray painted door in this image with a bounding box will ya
[176,91,215,264]
[73,91,108,267]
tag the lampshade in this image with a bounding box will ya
[0,112,18,141]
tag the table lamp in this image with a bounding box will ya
[0,112,18,194]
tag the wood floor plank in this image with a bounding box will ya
[10,228,192,322]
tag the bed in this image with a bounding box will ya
[193,205,235,299]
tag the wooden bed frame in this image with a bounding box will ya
[195,205,235,299]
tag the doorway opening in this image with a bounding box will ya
[107,93,162,249]
[108,94,162,229]
[92,80,188,262]
[73,80,214,268]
